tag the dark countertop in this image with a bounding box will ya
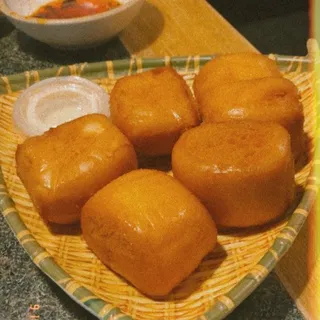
[0,17,129,76]
[0,17,304,320]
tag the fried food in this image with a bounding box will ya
[16,114,137,225]
[199,77,305,160]
[193,52,282,108]
[172,121,295,228]
[110,67,200,156]
[81,169,217,296]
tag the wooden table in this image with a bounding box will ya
[119,0,316,319]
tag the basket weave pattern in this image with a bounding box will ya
[0,56,316,320]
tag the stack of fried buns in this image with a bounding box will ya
[193,52,304,160]
[15,53,303,296]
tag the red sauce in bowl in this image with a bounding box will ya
[31,0,121,19]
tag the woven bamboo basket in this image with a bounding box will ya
[0,55,317,320]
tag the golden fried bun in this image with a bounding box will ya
[193,52,282,106]
[172,122,295,228]
[110,67,199,156]
[199,77,304,160]
[81,169,217,296]
[16,114,137,225]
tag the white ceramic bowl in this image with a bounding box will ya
[0,0,144,48]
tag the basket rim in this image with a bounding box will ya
[0,54,317,320]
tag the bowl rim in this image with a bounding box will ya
[0,0,143,25]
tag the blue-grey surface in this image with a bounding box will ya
[0,12,305,320]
